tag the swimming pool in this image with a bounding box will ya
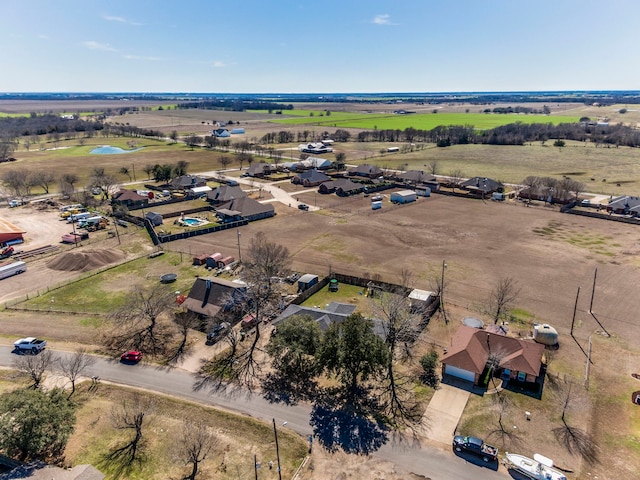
[90,145,143,154]
[177,217,210,227]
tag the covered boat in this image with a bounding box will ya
[504,452,567,480]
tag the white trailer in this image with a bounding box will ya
[0,261,27,280]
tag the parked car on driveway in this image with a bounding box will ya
[206,322,230,344]
[298,203,309,211]
[120,350,143,363]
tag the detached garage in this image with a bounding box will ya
[391,190,417,204]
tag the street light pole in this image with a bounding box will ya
[237,229,242,263]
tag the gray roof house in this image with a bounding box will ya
[246,162,273,178]
[273,302,386,337]
[207,185,247,204]
[212,128,231,138]
[347,164,383,179]
[216,196,275,222]
[607,195,640,215]
[292,169,331,187]
[171,175,207,189]
[460,177,503,195]
[396,170,437,185]
[318,178,364,196]
[182,277,247,318]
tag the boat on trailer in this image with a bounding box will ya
[504,452,567,480]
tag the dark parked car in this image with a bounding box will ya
[120,350,143,363]
[452,435,498,462]
[206,322,230,344]
[298,203,309,211]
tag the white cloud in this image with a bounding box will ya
[82,41,117,51]
[372,14,393,25]
[102,14,142,26]
[124,54,162,61]
[38,34,48,39]
[212,61,226,68]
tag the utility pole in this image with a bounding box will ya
[272,418,282,480]
[570,286,581,337]
[237,229,242,263]
[440,260,447,323]
[589,268,597,313]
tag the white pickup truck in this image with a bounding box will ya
[13,337,47,354]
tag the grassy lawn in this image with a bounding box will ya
[301,282,373,315]
[273,112,581,130]
[20,252,201,314]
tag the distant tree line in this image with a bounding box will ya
[176,99,294,112]
[356,121,640,147]
[0,113,103,138]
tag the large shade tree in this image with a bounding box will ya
[0,388,75,461]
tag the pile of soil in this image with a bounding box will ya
[47,248,126,272]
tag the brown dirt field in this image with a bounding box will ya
[169,194,640,345]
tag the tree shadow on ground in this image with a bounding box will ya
[261,371,318,406]
[552,425,599,464]
[309,387,389,455]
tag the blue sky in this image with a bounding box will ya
[1,0,639,93]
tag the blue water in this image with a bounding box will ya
[90,146,143,154]
[182,217,204,226]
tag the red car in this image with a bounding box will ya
[120,350,143,363]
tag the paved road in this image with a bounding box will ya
[0,346,508,479]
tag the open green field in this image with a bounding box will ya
[272,111,581,130]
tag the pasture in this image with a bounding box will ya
[272,111,582,130]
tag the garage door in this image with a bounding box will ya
[444,364,476,383]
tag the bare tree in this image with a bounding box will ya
[13,350,56,389]
[58,348,96,398]
[174,420,218,480]
[106,284,178,359]
[29,171,56,194]
[522,175,540,202]
[552,378,599,462]
[448,169,464,192]
[369,270,424,426]
[108,394,155,466]
[487,277,521,324]
[0,135,18,162]
[60,173,79,198]
[218,155,231,171]
[197,232,290,391]
[428,161,438,175]
[91,167,118,200]
[142,164,155,180]
[119,167,132,182]
[2,169,30,199]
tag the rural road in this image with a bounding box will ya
[0,346,509,480]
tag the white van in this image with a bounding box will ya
[0,261,26,280]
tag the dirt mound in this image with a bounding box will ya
[47,249,126,272]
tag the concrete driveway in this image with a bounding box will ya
[420,383,471,444]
